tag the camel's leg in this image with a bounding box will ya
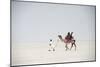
[72,42,76,51]
[72,40,76,51]
[65,44,69,51]
[74,43,76,51]
[70,43,74,50]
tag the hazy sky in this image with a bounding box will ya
[12,1,95,43]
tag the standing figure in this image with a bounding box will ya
[48,39,55,51]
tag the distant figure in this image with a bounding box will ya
[48,39,55,51]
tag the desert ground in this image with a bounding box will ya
[12,40,95,66]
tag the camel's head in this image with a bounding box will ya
[58,35,62,38]
[58,35,63,41]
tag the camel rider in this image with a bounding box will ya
[70,32,73,40]
[65,32,73,41]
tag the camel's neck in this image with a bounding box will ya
[60,38,64,42]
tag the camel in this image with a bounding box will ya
[58,33,76,51]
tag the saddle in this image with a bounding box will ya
[65,35,73,42]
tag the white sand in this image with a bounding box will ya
[12,40,95,66]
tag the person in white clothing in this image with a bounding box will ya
[48,39,55,51]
